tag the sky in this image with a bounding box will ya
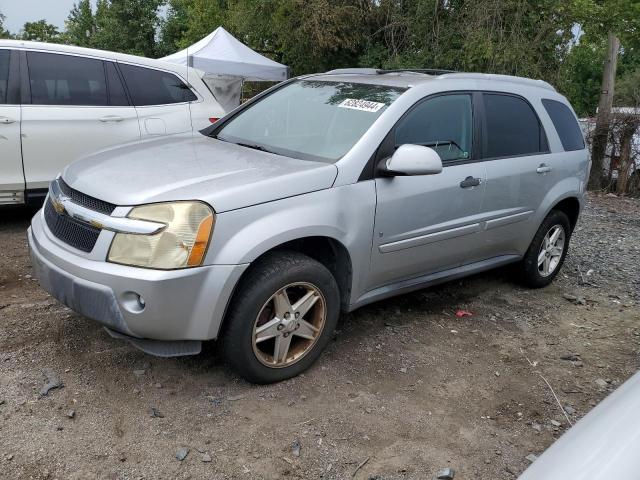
[0,0,97,34]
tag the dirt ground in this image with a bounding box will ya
[1,193,639,480]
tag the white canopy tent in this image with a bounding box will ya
[161,27,288,112]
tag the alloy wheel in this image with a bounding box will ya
[537,224,565,277]
[252,282,327,368]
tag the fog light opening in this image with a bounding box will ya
[121,291,147,314]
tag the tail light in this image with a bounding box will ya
[209,117,219,123]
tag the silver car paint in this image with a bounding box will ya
[29,71,589,343]
[518,371,640,480]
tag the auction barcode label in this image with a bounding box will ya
[338,98,385,112]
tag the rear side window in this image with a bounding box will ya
[106,62,129,106]
[118,64,197,106]
[542,99,585,151]
[0,50,10,104]
[395,94,473,162]
[27,52,108,106]
[483,93,545,158]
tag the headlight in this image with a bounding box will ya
[107,201,214,269]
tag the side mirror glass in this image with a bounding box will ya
[384,144,443,176]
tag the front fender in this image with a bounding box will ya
[205,182,377,302]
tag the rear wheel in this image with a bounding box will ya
[221,251,340,384]
[520,210,571,288]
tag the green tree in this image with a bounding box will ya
[0,12,12,38]
[20,20,62,43]
[65,0,96,47]
[93,0,164,57]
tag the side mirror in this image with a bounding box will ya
[383,144,443,176]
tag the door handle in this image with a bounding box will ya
[536,163,552,174]
[460,176,481,188]
[0,116,16,124]
[99,115,124,123]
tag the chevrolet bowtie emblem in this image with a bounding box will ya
[52,199,66,215]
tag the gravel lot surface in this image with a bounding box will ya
[1,193,639,479]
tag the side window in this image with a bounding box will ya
[483,93,544,158]
[118,64,197,106]
[0,50,10,104]
[542,99,585,151]
[395,94,473,162]
[106,62,129,106]
[27,52,108,106]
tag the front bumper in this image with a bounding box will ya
[28,211,248,342]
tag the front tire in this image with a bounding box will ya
[520,210,571,288]
[221,251,340,384]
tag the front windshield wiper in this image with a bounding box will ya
[215,135,274,154]
[234,141,272,153]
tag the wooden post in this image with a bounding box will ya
[589,33,620,191]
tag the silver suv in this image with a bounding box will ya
[28,69,589,383]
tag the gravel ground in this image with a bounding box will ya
[0,193,639,480]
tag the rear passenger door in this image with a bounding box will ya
[0,49,24,204]
[21,51,140,190]
[476,92,554,259]
[118,63,196,137]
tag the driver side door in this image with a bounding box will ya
[367,93,487,290]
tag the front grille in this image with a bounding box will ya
[44,199,101,253]
[58,178,116,215]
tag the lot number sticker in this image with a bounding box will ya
[338,98,385,113]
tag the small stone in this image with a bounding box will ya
[66,410,75,419]
[5,454,14,461]
[494,371,500,377]
[227,395,245,401]
[175,447,189,461]
[562,293,578,302]
[149,407,164,418]
[595,378,608,388]
[525,454,538,463]
[399,367,407,374]
[531,422,542,432]
[119,453,126,462]
[564,405,576,415]
[133,369,146,377]
[550,420,561,427]
[560,354,580,361]
[155,383,162,389]
[291,439,301,457]
[201,452,212,463]
[436,467,455,479]
[40,368,63,396]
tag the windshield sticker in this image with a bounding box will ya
[338,98,386,113]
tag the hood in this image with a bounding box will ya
[62,135,338,213]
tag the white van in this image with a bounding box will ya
[0,40,224,206]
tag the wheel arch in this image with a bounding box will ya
[215,235,354,339]
[549,196,581,232]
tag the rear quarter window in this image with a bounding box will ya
[541,99,585,151]
[118,64,197,106]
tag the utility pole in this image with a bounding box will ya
[589,33,620,190]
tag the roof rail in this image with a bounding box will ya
[378,68,456,76]
[324,68,381,75]
[439,72,556,91]
[324,68,455,76]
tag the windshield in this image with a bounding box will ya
[215,80,406,162]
